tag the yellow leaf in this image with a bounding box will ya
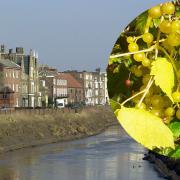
[116,107,175,150]
[150,57,174,101]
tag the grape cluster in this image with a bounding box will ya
[123,1,180,124]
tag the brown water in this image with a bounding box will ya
[0,125,163,180]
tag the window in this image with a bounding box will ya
[16,84,19,92]
[16,71,19,78]
[12,84,15,91]
[13,71,15,78]
[16,98,19,107]
[41,80,45,87]
[23,84,28,93]
[54,87,56,94]
[96,98,98,104]
[3,94,7,99]
[53,78,56,85]
[5,72,8,77]
[31,82,34,93]
[30,67,33,77]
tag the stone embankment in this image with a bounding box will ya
[0,106,117,153]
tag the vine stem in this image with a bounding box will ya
[121,89,146,106]
[144,16,152,33]
[138,77,154,107]
[176,102,180,108]
[110,45,155,59]
[155,29,161,59]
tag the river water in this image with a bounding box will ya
[0,125,163,180]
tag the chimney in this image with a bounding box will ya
[9,49,13,54]
[95,68,100,73]
[16,47,24,54]
[30,49,33,56]
[1,45,5,53]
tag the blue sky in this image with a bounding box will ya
[0,0,165,71]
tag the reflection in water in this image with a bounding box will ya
[0,126,163,180]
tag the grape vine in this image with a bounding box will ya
[107,1,180,158]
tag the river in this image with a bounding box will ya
[0,125,163,180]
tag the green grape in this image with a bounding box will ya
[146,87,153,98]
[133,53,145,62]
[163,96,172,108]
[142,33,154,44]
[130,65,137,73]
[171,20,180,33]
[127,36,134,43]
[132,92,141,103]
[144,97,151,107]
[142,58,151,67]
[140,85,146,91]
[161,2,175,15]
[176,109,180,120]
[164,107,175,117]
[152,85,161,94]
[141,66,150,75]
[151,95,164,108]
[164,116,172,124]
[162,39,174,52]
[172,91,180,102]
[134,68,142,77]
[148,5,161,18]
[142,74,151,84]
[135,102,146,110]
[128,43,139,52]
[159,20,172,34]
[151,108,163,117]
[167,33,180,47]
[140,85,153,98]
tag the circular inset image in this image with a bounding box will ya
[107,1,180,158]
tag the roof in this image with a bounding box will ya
[59,73,82,88]
[0,59,20,69]
[38,70,55,77]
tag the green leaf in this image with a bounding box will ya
[113,65,120,73]
[150,58,174,101]
[168,121,180,139]
[153,18,161,28]
[135,11,148,34]
[109,99,121,112]
[169,146,180,158]
[116,107,175,150]
[108,57,120,65]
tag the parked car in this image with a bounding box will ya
[0,107,13,112]
[55,98,65,108]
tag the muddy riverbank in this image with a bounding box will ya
[144,151,180,180]
[0,106,117,153]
